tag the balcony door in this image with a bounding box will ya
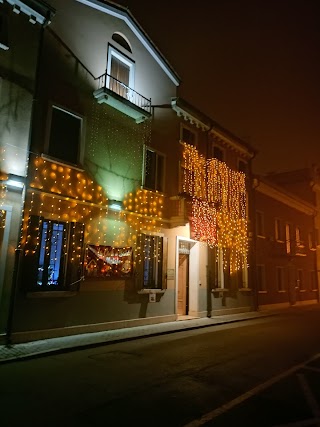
[107,46,135,100]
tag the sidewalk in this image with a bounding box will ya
[0,309,281,364]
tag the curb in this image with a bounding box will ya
[0,311,276,365]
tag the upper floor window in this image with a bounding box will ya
[308,231,317,250]
[213,146,224,162]
[285,223,291,254]
[180,125,197,146]
[238,159,247,174]
[112,32,132,53]
[47,106,82,165]
[275,218,284,242]
[0,12,9,50]
[143,147,165,192]
[107,45,135,98]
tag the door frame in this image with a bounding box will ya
[175,236,199,316]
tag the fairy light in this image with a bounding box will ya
[182,142,248,273]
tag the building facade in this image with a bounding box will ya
[0,0,258,343]
[254,175,319,309]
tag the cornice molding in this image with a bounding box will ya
[255,180,316,216]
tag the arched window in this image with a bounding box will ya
[112,32,132,53]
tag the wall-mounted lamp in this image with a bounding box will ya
[108,200,123,211]
[5,174,25,191]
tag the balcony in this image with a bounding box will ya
[93,72,152,124]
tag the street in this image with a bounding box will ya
[2,306,320,427]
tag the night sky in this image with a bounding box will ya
[116,0,320,175]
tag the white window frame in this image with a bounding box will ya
[275,218,284,242]
[107,45,135,94]
[142,146,165,193]
[45,105,84,166]
[285,223,291,254]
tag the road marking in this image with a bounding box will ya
[183,353,320,427]
[273,418,320,427]
[297,373,320,426]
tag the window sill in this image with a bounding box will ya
[239,287,252,292]
[258,290,267,293]
[137,289,165,294]
[27,291,78,298]
[257,235,266,239]
[41,154,84,172]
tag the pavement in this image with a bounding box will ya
[0,308,288,364]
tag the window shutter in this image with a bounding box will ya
[22,215,42,290]
[66,222,85,291]
[0,14,9,51]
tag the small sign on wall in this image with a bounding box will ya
[149,293,156,303]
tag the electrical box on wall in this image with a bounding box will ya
[149,293,156,303]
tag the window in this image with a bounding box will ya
[144,147,165,192]
[112,32,132,53]
[257,264,266,291]
[310,270,317,291]
[308,231,317,250]
[295,227,304,247]
[238,159,247,174]
[285,223,291,254]
[275,218,284,242]
[180,125,197,146]
[141,234,163,289]
[48,106,82,165]
[213,146,224,162]
[256,211,264,237]
[107,45,135,99]
[297,269,304,291]
[0,13,9,51]
[23,215,84,291]
[276,266,285,291]
[37,220,66,287]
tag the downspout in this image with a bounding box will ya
[6,11,53,345]
[250,172,259,311]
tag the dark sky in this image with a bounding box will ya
[116,0,320,175]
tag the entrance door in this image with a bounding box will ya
[177,254,189,315]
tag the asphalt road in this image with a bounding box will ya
[2,306,320,427]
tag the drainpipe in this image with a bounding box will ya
[5,11,52,346]
[250,173,259,312]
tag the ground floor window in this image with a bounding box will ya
[142,234,163,288]
[276,266,285,291]
[257,264,266,291]
[23,215,84,291]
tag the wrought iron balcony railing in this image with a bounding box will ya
[96,72,152,114]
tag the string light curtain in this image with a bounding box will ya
[182,142,248,273]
